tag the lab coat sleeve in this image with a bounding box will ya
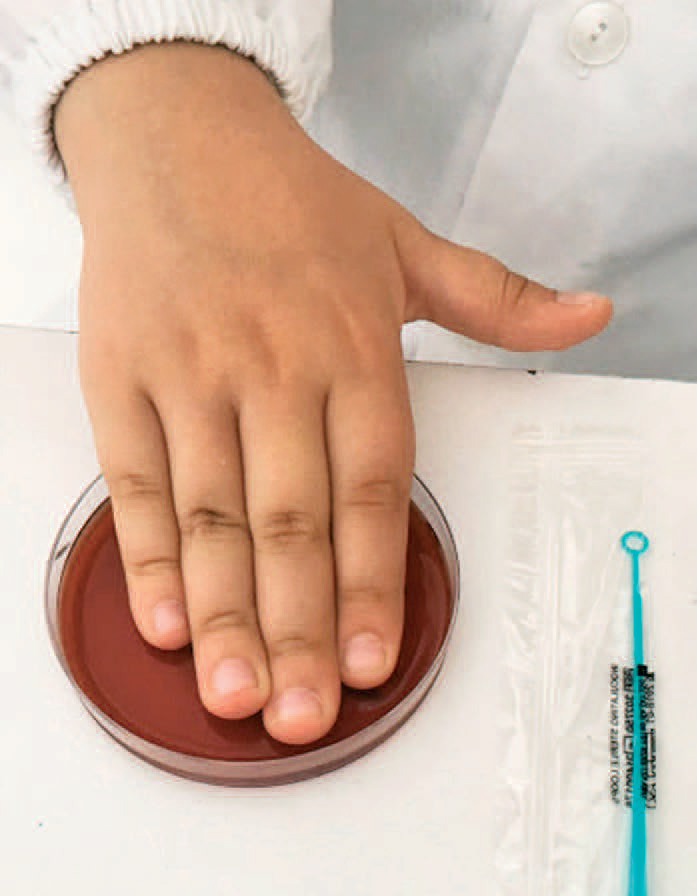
[0,0,332,182]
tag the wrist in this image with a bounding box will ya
[54,41,299,235]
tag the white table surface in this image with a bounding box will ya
[2,324,696,894]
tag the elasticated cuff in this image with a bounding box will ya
[10,0,331,184]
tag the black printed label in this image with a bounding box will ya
[609,664,656,808]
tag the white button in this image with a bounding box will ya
[568,2,630,66]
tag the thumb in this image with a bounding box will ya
[395,217,613,352]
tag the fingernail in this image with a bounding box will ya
[152,600,188,638]
[556,290,608,305]
[274,688,323,724]
[212,658,258,696]
[343,633,386,677]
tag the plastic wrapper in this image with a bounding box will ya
[496,426,657,895]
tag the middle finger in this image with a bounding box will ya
[240,383,340,745]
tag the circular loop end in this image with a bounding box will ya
[621,530,649,555]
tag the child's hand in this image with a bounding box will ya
[55,42,612,745]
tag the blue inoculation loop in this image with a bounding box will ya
[621,531,649,666]
[621,530,650,896]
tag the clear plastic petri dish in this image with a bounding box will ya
[45,474,459,786]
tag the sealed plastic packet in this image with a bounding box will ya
[495,425,656,896]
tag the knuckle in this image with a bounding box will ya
[253,509,325,552]
[233,319,281,386]
[179,506,250,542]
[501,269,531,307]
[344,474,411,512]
[124,554,179,579]
[165,322,203,372]
[267,633,326,661]
[340,585,392,610]
[197,609,256,637]
[494,270,532,347]
[109,471,164,504]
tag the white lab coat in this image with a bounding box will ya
[0,0,695,380]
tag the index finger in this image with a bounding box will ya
[326,358,415,689]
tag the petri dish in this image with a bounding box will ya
[45,474,459,786]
